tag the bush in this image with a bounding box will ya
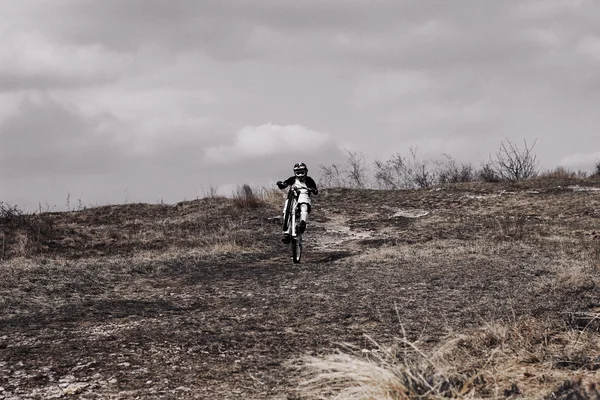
[435,155,474,184]
[490,139,539,181]
[320,139,542,188]
[346,151,369,189]
[477,162,501,182]
[373,153,411,190]
[372,148,435,189]
[320,150,369,189]
[0,202,56,259]
[413,163,436,188]
[0,201,26,224]
[319,163,346,188]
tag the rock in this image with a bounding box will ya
[63,383,88,395]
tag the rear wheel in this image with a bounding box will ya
[292,236,302,263]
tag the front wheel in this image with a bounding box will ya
[291,236,302,264]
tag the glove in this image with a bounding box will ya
[276,181,286,190]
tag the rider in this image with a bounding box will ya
[276,162,318,243]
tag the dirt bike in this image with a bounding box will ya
[282,186,306,264]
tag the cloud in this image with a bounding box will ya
[522,28,563,48]
[352,70,432,108]
[205,123,332,164]
[0,93,244,208]
[5,1,597,78]
[0,31,133,91]
[516,0,593,18]
[0,94,128,179]
[559,151,600,170]
[577,35,600,62]
[0,1,546,70]
[3,1,600,208]
[0,93,232,181]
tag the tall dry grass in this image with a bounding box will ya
[539,167,589,180]
[295,318,600,399]
[232,184,284,210]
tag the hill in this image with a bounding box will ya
[1,178,600,399]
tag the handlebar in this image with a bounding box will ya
[279,183,316,195]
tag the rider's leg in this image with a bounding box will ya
[298,203,309,234]
[299,203,309,223]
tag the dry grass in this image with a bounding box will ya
[0,193,282,320]
[295,318,600,399]
[232,184,284,210]
[0,206,56,259]
[0,192,281,261]
[293,181,600,399]
[259,186,286,209]
[539,167,588,180]
[3,178,600,399]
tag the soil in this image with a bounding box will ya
[1,179,600,399]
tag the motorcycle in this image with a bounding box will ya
[282,185,307,264]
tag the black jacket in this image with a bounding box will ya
[277,176,318,195]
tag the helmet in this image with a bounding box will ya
[293,162,307,176]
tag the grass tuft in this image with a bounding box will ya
[233,184,261,208]
[539,167,588,180]
[295,339,463,399]
[295,318,600,399]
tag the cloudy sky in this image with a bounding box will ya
[2,0,600,209]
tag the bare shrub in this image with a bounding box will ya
[490,139,539,181]
[373,153,410,190]
[373,148,435,189]
[435,154,474,184]
[477,162,501,182]
[409,148,436,188]
[413,164,435,188]
[319,150,369,188]
[595,160,600,176]
[319,163,347,188]
[0,201,25,223]
[346,151,369,189]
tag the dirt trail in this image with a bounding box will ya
[309,206,431,255]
